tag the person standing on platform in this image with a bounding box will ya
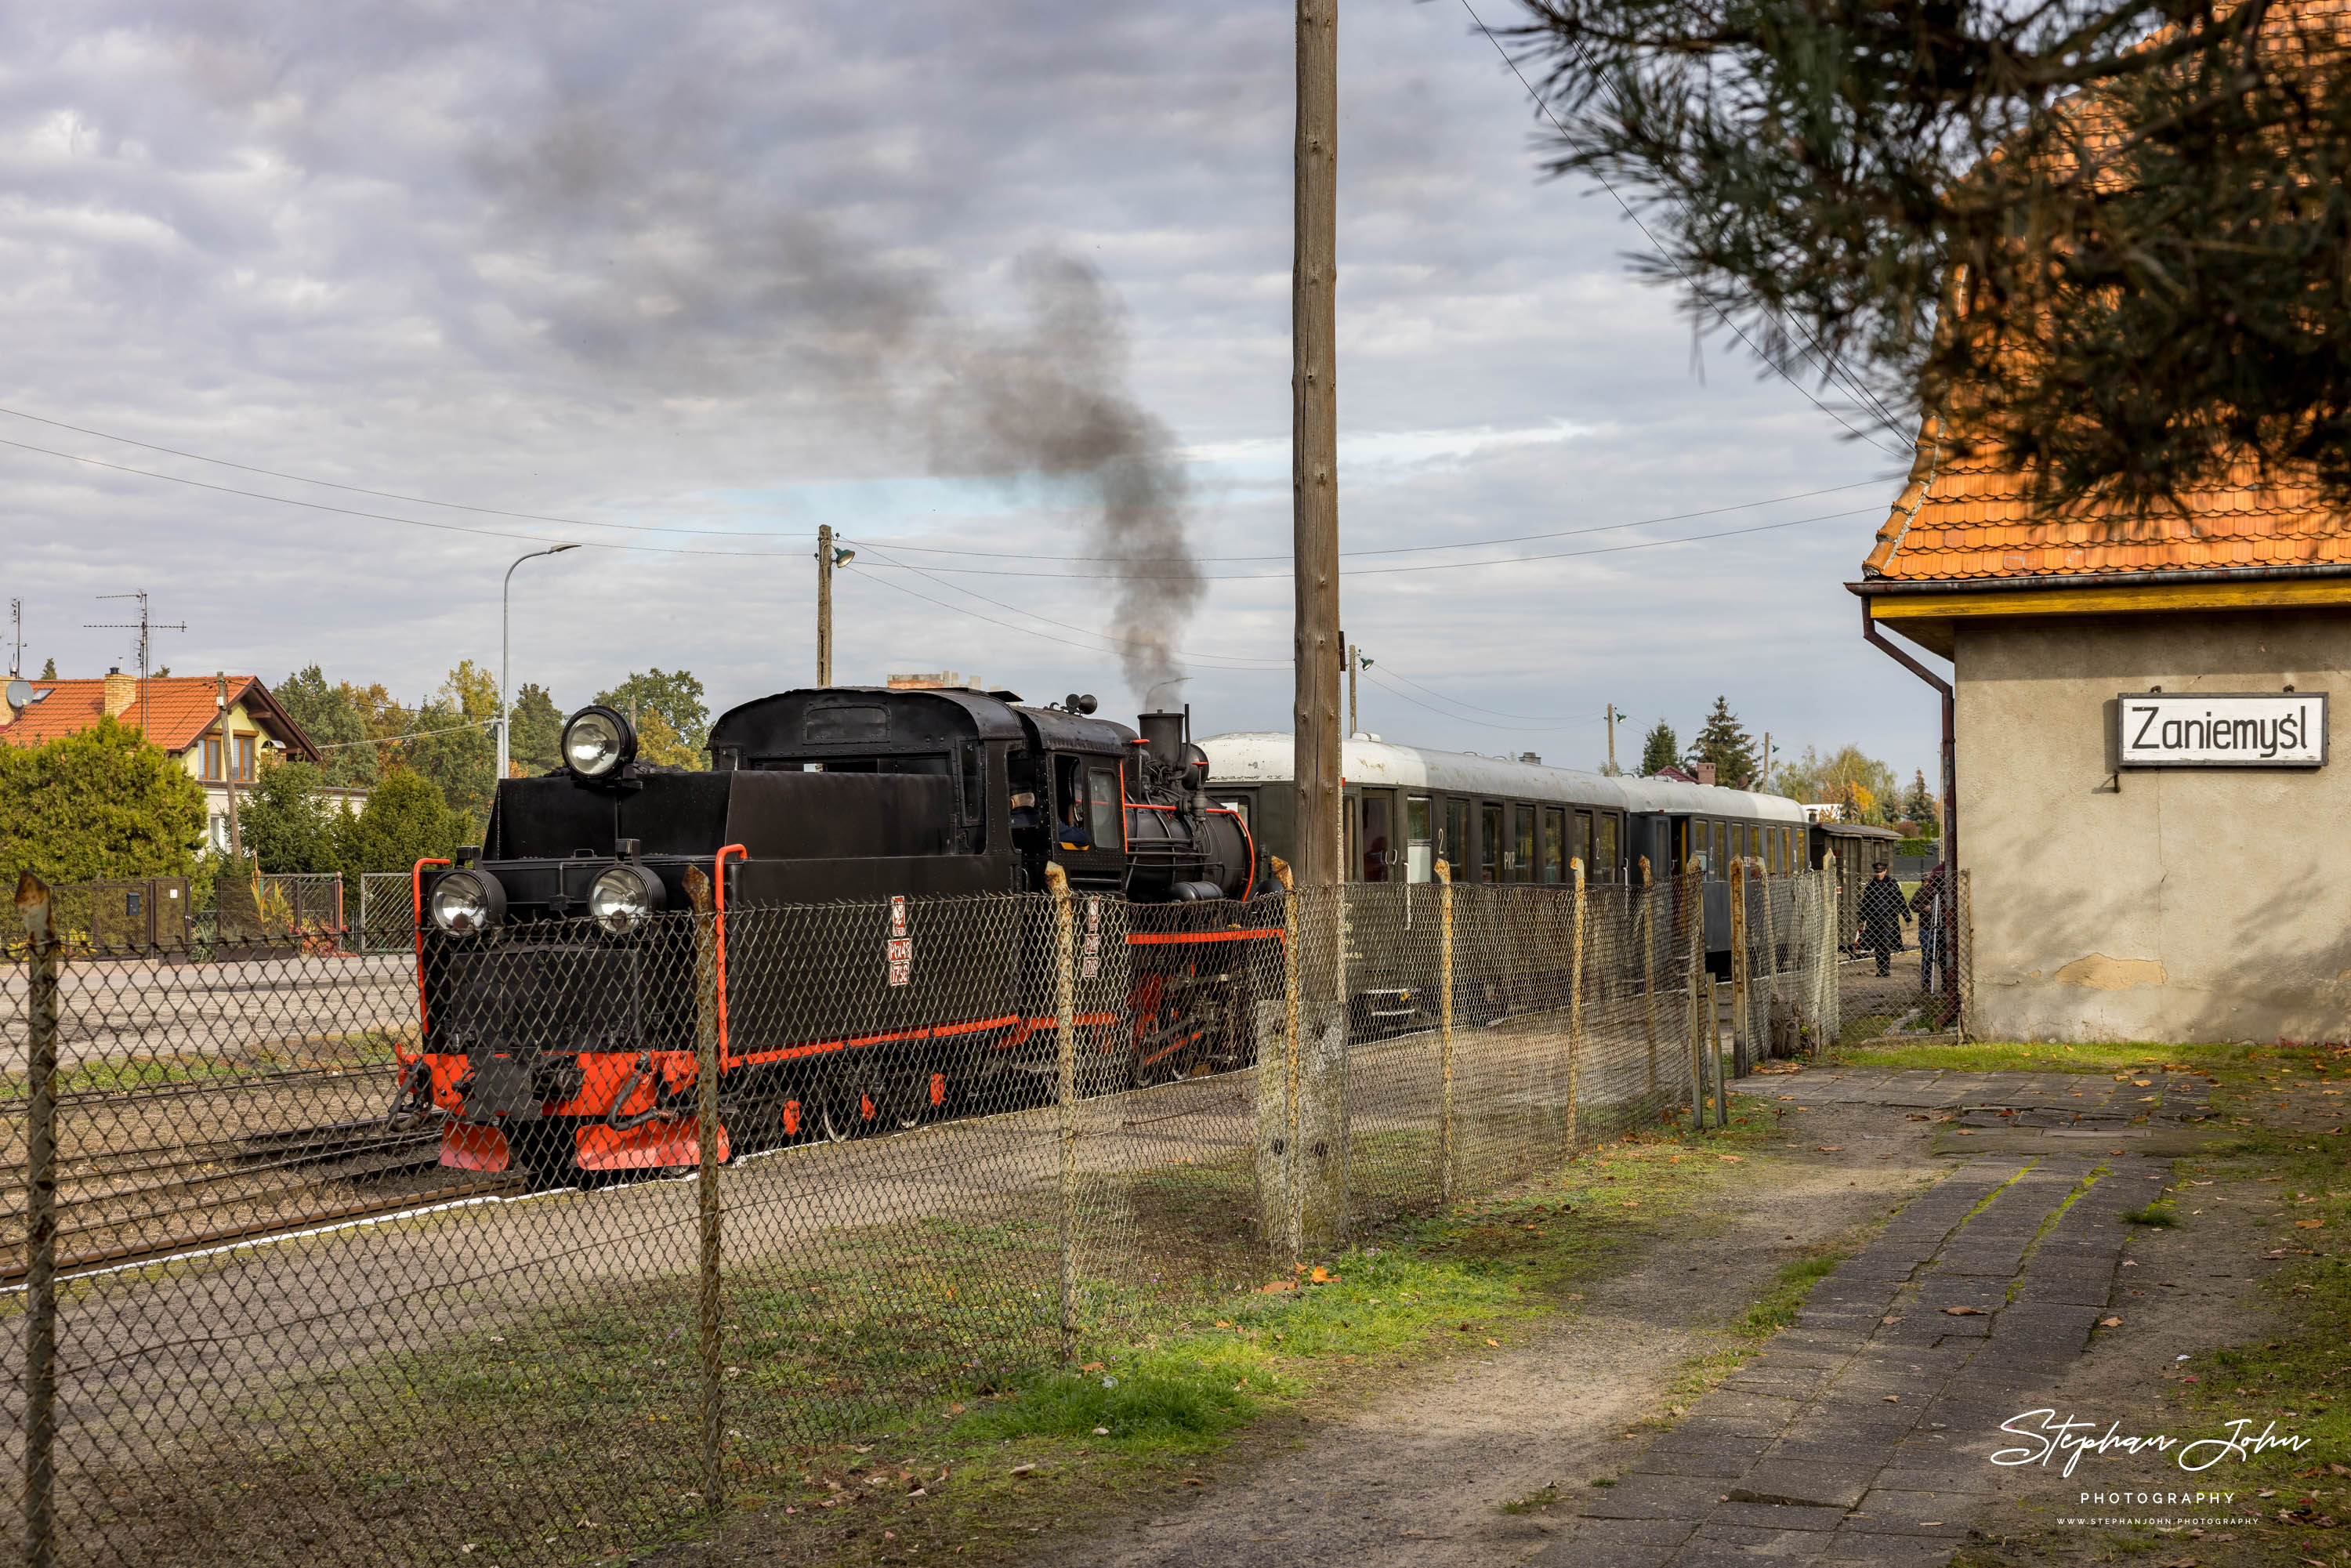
[1911,860,1951,993]
[1857,861,1908,977]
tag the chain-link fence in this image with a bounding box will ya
[5,864,1836,1567]
[354,871,415,954]
[1824,859,1972,1046]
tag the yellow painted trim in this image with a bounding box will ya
[1870,576,2351,622]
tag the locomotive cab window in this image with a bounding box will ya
[1089,766,1121,850]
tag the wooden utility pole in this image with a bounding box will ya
[1293,0,1340,891]
[214,672,242,862]
[816,524,836,687]
[1606,702,1617,774]
[1346,639,1357,738]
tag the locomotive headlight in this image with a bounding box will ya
[562,704,636,778]
[588,864,666,934]
[428,870,506,936]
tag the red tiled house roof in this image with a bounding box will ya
[0,676,321,760]
[1864,418,2351,583]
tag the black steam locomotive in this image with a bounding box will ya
[400,685,1271,1176]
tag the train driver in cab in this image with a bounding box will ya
[1058,793,1093,851]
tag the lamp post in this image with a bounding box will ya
[501,544,579,783]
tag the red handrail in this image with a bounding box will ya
[408,858,451,1051]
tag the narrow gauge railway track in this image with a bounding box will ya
[0,1059,400,1114]
[1,1175,527,1284]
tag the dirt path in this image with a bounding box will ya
[1027,1098,1947,1568]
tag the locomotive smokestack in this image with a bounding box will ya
[1139,712,1185,771]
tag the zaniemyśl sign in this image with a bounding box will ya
[2117,691,2327,769]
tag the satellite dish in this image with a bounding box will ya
[5,679,30,711]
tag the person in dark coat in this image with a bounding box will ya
[1910,860,1951,992]
[1857,862,1908,976]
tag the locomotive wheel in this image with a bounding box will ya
[817,1097,853,1143]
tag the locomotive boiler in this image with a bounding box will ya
[400,685,1270,1177]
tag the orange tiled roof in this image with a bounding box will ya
[0,677,321,759]
[1862,420,2351,582]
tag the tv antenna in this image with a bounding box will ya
[85,591,186,735]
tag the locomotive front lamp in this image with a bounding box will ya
[562,704,636,778]
[589,863,666,934]
[429,869,507,936]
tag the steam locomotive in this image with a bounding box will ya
[398,685,1269,1176]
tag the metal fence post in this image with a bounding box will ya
[1728,860,1750,1079]
[1566,858,1587,1153]
[1819,853,1841,1053]
[17,872,59,1568]
[1709,977,1728,1125]
[1639,856,1657,1091]
[1045,864,1080,1359]
[683,866,724,1515]
[1436,859,1455,1207]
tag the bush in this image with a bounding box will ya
[241,761,342,875]
[0,717,205,885]
[335,769,460,897]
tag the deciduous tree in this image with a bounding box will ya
[275,666,377,788]
[239,760,342,875]
[596,668,709,758]
[509,683,563,775]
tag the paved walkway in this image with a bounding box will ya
[1534,1066,2216,1567]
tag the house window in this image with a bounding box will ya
[201,737,220,780]
[236,735,255,781]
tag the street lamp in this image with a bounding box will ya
[501,544,580,784]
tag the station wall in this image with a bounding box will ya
[1957,608,2351,1044]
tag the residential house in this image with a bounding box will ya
[0,670,364,850]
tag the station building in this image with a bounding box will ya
[1853,428,2351,1044]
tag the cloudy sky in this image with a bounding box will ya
[0,0,1939,784]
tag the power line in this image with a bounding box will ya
[1453,0,1910,454]
[311,718,498,751]
[1368,664,1605,725]
[844,475,1898,562]
[848,505,1881,581]
[1358,668,1598,737]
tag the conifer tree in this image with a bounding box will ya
[1686,697,1759,787]
[1638,719,1679,777]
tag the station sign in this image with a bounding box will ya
[2117,690,2327,769]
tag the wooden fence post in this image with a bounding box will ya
[18,873,59,1568]
[1639,856,1656,1091]
[1567,858,1587,1152]
[1729,858,1750,1079]
[1436,859,1455,1206]
[1045,864,1078,1360]
[683,866,725,1515]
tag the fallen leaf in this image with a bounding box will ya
[1816,1146,1845,1152]
[1907,1114,1929,1121]
[2100,1316,2125,1328]
[1011,1464,1038,1478]
[1092,1427,1109,1436]
[1309,1266,1335,1284]
[1716,1153,1744,1161]
[1257,1280,1297,1294]
[1484,1338,1499,1347]
[1943,1305,1988,1316]
[1882,1395,1900,1403]
[1881,1315,1904,1325]
[1183,1477,1205,1487]
[1081,1362,1105,1373]
[2296,1219,2326,1229]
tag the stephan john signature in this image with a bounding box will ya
[1991,1409,2312,1476]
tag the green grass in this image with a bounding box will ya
[1738,1251,1845,1337]
[0,1030,404,1102]
[2121,1202,2179,1226]
[95,1099,1805,1566]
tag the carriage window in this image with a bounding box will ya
[1088,766,1121,849]
[1361,793,1393,884]
[1511,806,1534,883]
[1541,806,1565,883]
[1596,814,1620,882]
[1216,797,1251,829]
[1445,798,1469,881]
[1711,820,1728,878]
[1574,809,1595,877]
[1406,796,1433,883]
[1480,802,1503,883]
